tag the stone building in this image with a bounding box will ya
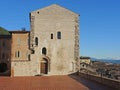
[1,4,80,76]
[29,4,80,75]
[0,27,11,74]
[9,31,30,61]
[80,56,91,65]
[80,56,91,69]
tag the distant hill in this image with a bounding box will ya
[0,27,10,35]
[91,57,120,64]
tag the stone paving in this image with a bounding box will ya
[0,75,89,90]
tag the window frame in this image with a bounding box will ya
[57,31,61,39]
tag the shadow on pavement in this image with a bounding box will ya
[68,73,117,90]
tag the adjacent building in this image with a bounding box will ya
[9,31,30,61]
[80,56,91,69]
[0,27,11,74]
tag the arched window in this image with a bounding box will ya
[31,50,35,54]
[57,31,61,39]
[42,47,47,55]
[35,37,38,46]
[15,51,20,58]
[51,33,53,39]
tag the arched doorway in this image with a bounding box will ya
[40,58,48,74]
[0,63,8,73]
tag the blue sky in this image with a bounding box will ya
[0,0,120,59]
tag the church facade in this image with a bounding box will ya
[0,4,80,76]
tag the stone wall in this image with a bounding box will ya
[30,15,35,49]
[11,32,29,61]
[79,72,120,90]
[11,60,39,76]
[29,4,80,75]
[74,16,80,72]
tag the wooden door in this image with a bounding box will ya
[41,62,48,74]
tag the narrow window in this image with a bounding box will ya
[51,33,53,39]
[15,51,20,58]
[35,37,38,46]
[42,47,47,55]
[57,31,61,39]
[31,50,35,54]
[18,51,20,58]
[37,11,39,14]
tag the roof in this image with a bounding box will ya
[9,31,30,33]
[80,56,90,59]
[0,27,10,35]
[31,4,79,16]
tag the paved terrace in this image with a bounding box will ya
[0,75,116,90]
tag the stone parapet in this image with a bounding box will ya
[79,72,120,90]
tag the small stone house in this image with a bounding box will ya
[80,56,91,69]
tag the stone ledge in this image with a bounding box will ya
[79,72,120,90]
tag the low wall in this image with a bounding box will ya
[79,72,120,90]
[11,61,39,76]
